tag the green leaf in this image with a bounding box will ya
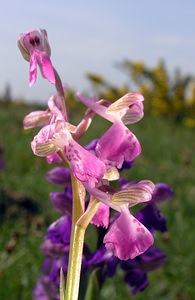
[60,267,65,300]
[84,268,101,300]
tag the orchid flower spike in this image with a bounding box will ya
[18,29,55,87]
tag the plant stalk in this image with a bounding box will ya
[64,223,85,300]
[64,173,85,300]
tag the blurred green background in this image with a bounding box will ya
[0,61,195,299]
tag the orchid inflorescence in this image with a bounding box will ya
[18,29,174,300]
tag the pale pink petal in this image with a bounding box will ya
[29,50,55,87]
[31,123,58,156]
[37,50,55,84]
[46,153,63,164]
[23,110,52,129]
[50,128,106,188]
[36,123,56,143]
[122,101,144,124]
[96,121,141,169]
[23,94,63,130]
[111,180,155,208]
[29,51,37,87]
[106,92,144,123]
[63,137,106,188]
[82,184,113,209]
[91,203,110,228]
[76,92,109,120]
[77,92,144,124]
[103,209,154,260]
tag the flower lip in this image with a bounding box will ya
[103,209,154,260]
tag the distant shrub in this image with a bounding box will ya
[86,60,195,128]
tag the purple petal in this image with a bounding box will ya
[41,239,69,257]
[138,247,167,272]
[47,167,71,186]
[151,183,174,203]
[33,277,50,300]
[118,160,134,171]
[124,269,148,295]
[84,139,99,151]
[49,258,62,282]
[47,216,72,244]
[49,190,72,215]
[120,246,167,273]
[106,256,119,277]
[88,246,108,265]
[88,246,119,277]
[136,203,167,233]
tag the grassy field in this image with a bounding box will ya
[0,100,195,299]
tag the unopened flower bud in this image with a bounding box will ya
[18,29,51,61]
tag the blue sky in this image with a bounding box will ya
[0,0,194,102]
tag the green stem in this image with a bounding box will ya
[64,223,85,300]
[64,173,101,300]
[64,173,85,300]
[54,67,69,122]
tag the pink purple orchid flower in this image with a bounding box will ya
[18,29,55,87]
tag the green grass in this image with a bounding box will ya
[0,100,195,299]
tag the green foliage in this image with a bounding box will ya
[60,268,65,300]
[84,268,101,300]
[87,60,195,128]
